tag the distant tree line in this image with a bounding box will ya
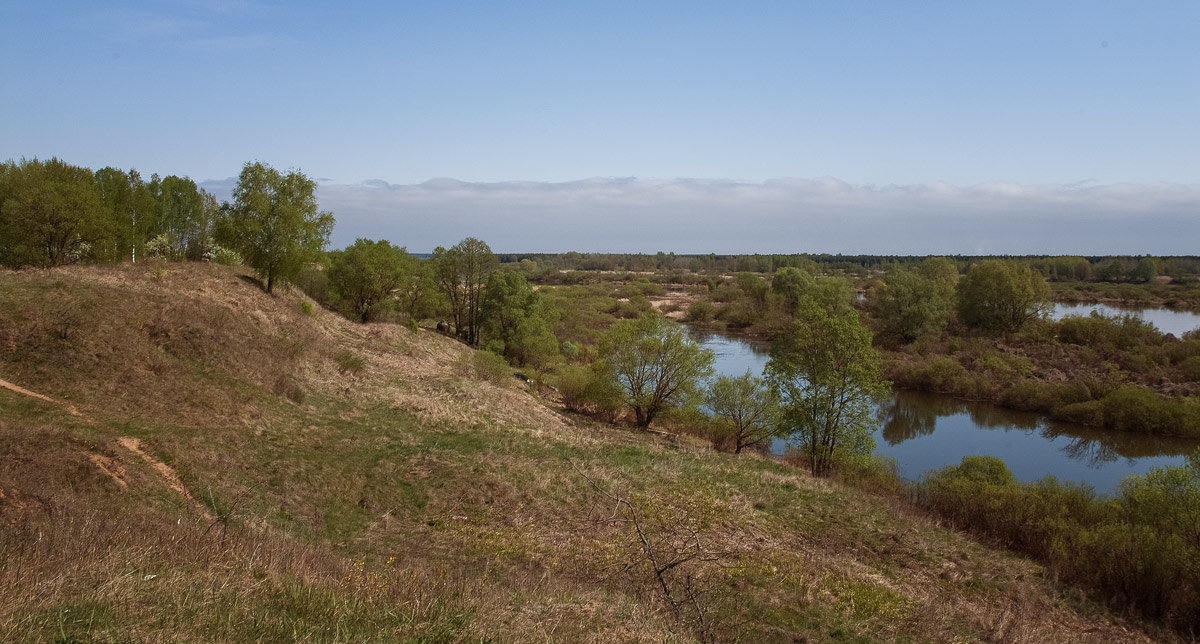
[497,251,1199,283]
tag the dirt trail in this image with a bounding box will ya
[0,376,82,416]
[0,375,215,521]
[116,437,214,522]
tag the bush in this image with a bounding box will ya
[684,300,716,323]
[472,350,512,385]
[556,363,623,421]
[299,301,314,316]
[915,451,1200,634]
[145,233,175,260]
[206,244,243,266]
[335,350,366,375]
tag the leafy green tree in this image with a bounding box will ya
[599,313,714,428]
[766,303,889,476]
[1133,256,1159,283]
[431,237,496,346]
[0,158,110,268]
[870,267,951,344]
[94,166,156,263]
[956,260,1049,333]
[771,266,816,312]
[217,162,334,293]
[396,259,446,323]
[328,238,414,323]
[481,271,559,367]
[735,272,770,313]
[148,174,216,260]
[706,371,780,453]
[915,256,958,300]
[771,266,853,315]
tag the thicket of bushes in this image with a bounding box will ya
[916,453,1200,633]
[886,313,1200,437]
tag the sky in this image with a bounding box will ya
[2,1,1197,254]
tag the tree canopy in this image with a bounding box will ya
[870,267,951,344]
[599,313,714,428]
[956,260,1049,333]
[481,270,559,367]
[0,158,110,268]
[706,371,781,453]
[766,304,889,476]
[431,237,496,346]
[328,238,414,323]
[217,162,334,293]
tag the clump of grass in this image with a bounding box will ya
[335,350,366,375]
[298,300,314,316]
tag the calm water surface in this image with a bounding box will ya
[1050,303,1200,337]
[689,328,1197,495]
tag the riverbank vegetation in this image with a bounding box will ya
[916,452,1200,633]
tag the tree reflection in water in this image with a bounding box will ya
[882,390,1199,468]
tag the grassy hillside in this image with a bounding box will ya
[0,263,1172,642]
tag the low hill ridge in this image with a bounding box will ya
[0,263,1170,642]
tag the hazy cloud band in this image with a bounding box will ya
[201,177,1200,255]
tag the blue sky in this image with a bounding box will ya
[2,1,1198,253]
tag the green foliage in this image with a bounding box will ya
[206,244,243,266]
[771,267,853,316]
[869,267,951,344]
[556,363,625,420]
[0,158,110,268]
[917,452,1200,632]
[598,313,715,428]
[767,304,889,476]
[1055,312,1161,351]
[956,260,1049,333]
[705,371,781,453]
[216,162,334,294]
[684,300,716,323]
[406,318,420,334]
[915,256,959,299]
[149,174,219,260]
[471,350,513,385]
[298,301,314,317]
[431,237,496,346]
[327,238,413,323]
[144,233,175,260]
[481,271,559,368]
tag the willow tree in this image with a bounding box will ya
[218,162,333,293]
[956,260,1049,334]
[767,303,889,476]
[599,313,714,428]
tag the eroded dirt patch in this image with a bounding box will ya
[117,436,213,521]
[0,377,82,416]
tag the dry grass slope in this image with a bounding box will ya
[0,263,1176,642]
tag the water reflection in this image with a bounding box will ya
[1050,303,1200,337]
[690,326,1200,494]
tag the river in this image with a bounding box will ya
[689,328,1198,495]
[1050,302,1200,337]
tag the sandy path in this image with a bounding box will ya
[0,377,82,416]
[116,437,214,522]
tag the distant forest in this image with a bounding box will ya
[497,252,1200,283]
